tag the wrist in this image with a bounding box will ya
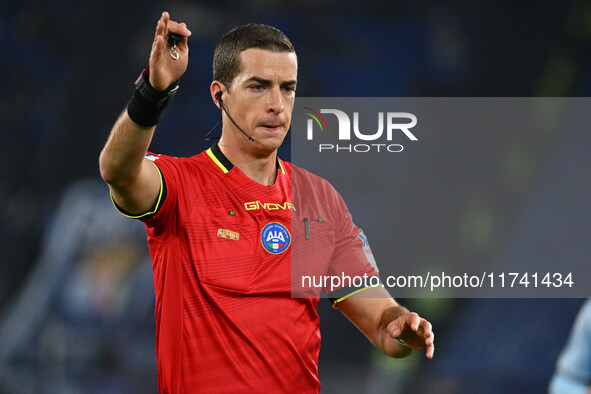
[127,66,179,127]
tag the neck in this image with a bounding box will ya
[218,138,278,186]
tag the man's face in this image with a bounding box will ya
[223,48,298,155]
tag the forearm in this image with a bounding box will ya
[100,12,189,188]
[99,109,155,187]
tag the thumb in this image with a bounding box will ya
[387,318,405,338]
[387,312,418,338]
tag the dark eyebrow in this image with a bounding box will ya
[246,76,271,86]
[281,79,298,88]
[245,76,297,87]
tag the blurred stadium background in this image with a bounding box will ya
[1,1,591,393]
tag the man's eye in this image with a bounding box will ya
[283,87,296,93]
[250,85,264,91]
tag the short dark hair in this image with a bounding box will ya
[213,23,296,90]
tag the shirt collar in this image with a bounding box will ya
[206,143,285,175]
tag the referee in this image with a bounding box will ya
[99,12,434,393]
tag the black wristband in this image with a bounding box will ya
[127,66,179,127]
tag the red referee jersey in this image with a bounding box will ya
[113,144,379,393]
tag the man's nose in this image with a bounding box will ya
[267,88,284,114]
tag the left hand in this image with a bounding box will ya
[387,312,435,359]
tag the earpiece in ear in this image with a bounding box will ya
[214,89,255,142]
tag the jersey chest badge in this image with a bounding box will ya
[261,222,291,254]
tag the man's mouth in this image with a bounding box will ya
[260,124,282,130]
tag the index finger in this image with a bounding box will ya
[418,318,432,336]
[163,12,192,38]
[161,11,170,25]
[409,313,422,332]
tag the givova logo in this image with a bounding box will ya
[303,107,418,153]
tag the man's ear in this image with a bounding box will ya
[210,81,225,109]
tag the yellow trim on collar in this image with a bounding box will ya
[278,159,286,175]
[206,147,229,173]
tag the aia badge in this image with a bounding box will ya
[261,222,291,254]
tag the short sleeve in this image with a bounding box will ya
[324,184,382,307]
[109,152,181,239]
[140,153,181,238]
[109,159,166,220]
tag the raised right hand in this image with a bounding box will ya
[149,11,192,90]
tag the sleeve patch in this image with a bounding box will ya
[358,231,379,272]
